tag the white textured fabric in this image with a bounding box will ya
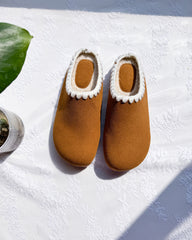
[0,2,192,240]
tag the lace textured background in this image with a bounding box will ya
[0,1,192,239]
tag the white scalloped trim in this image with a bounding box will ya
[65,49,103,100]
[110,53,145,104]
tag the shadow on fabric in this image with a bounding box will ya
[117,164,192,240]
[0,0,192,17]
[0,152,11,163]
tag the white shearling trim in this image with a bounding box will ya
[110,53,145,104]
[66,49,103,99]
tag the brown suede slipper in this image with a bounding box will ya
[53,49,103,167]
[103,54,150,171]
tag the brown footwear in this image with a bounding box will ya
[53,49,103,167]
[103,54,150,171]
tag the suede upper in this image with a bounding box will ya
[53,75,103,166]
[103,88,150,171]
[53,50,103,167]
[103,56,150,171]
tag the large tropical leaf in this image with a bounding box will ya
[0,23,33,93]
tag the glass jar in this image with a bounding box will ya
[0,107,24,153]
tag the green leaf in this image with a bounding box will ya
[0,23,33,93]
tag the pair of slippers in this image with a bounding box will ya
[53,49,150,171]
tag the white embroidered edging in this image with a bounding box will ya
[66,49,103,100]
[110,53,145,104]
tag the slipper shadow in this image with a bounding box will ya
[94,69,127,179]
